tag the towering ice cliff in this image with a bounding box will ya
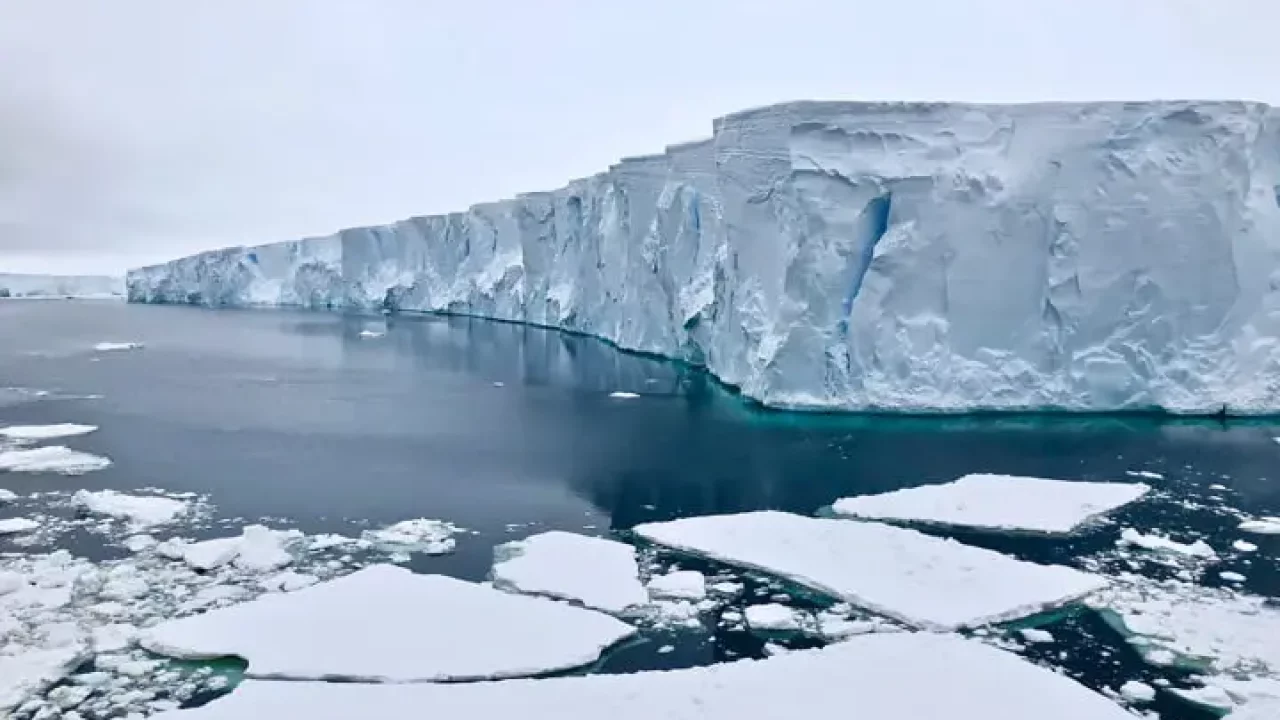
[128,101,1280,413]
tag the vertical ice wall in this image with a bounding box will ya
[128,100,1280,413]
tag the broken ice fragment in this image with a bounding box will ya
[646,570,707,602]
[491,531,647,614]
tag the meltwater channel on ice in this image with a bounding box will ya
[127,100,1280,414]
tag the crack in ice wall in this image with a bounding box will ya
[128,100,1280,413]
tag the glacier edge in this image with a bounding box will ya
[127,100,1280,414]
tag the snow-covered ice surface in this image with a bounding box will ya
[158,526,300,572]
[831,474,1150,535]
[0,517,41,534]
[633,511,1105,630]
[646,570,707,601]
[1117,528,1217,558]
[0,646,87,713]
[0,424,98,442]
[491,531,647,613]
[147,632,1134,720]
[361,518,462,554]
[128,100,1280,414]
[0,446,112,475]
[93,341,144,352]
[139,565,636,682]
[1238,517,1280,535]
[744,603,802,632]
[73,490,189,529]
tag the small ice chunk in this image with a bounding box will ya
[93,342,144,352]
[0,446,111,474]
[179,538,242,571]
[140,565,635,682]
[1125,470,1164,481]
[0,424,97,442]
[358,330,385,339]
[608,392,640,399]
[172,526,297,571]
[709,581,742,596]
[633,511,1104,631]
[745,604,801,632]
[122,535,158,552]
[0,489,16,503]
[307,533,360,551]
[832,474,1150,535]
[1233,540,1259,552]
[0,517,39,534]
[73,490,188,528]
[1219,571,1247,583]
[491,531,647,614]
[0,646,86,713]
[1169,684,1234,712]
[656,644,675,654]
[362,519,461,555]
[1119,680,1156,703]
[1238,518,1280,535]
[144,633,1136,720]
[646,571,707,602]
[1117,529,1216,558]
[1018,628,1055,644]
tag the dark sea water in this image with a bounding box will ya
[2,300,1279,719]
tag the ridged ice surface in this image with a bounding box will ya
[127,101,1280,413]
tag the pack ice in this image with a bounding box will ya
[128,101,1280,413]
[148,632,1134,720]
[633,511,1104,630]
[138,565,636,682]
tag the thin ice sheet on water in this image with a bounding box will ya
[0,424,98,442]
[73,490,188,529]
[491,531,647,614]
[831,474,1150,535]
[0,446,112,475]
[633,511,1105,631]
[148,632,1134,720]
[139,564,636,682]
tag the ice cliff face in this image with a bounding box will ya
[0,274,123,298]
[128,101,1280,413]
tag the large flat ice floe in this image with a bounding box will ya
[491,531,648,614]
[149,632,1134,720]
[139,564,636,682]
[73,490,189,529]
[633,511,1104,630]
[831,474,1150,535]
[0,424,97,442]
[0,446,112,475]
[128,100,1280,414]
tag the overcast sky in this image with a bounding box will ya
[1,0,1276,275]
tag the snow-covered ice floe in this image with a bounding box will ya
[139,564,636,682]
[157,526,299,572]
[93,342,144,352]
[491,531,647,614]
[0,646,87,713]
[831,474,1149,535]
[1117,528,1216,559]
[361,518,462,554]
[0,424,98,442]
[1238,517,1280,535]
[73,490,189,529]
[0,446,112,475]
[148,632,1134,720]
[632,511,1104,630]
[646,570,707,601]
[0,517,41,535]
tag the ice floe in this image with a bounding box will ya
[491,531,647,614]
[633,511,1105,630]
[158,526,300,572]
[0,424,97,442]
[0,488,17,503]
[73,490,188,529]
[147,632,1134,720]
[1118,680,1156,703]
[1125,470,1164,481]
[1238,517,1280,535]
[0,446,112,475]
[1117,528,1217,559]
[93,342,144,352]
[0,517,40,535]
[831,474,1149,535]
[140,564,636,682]
[361,518,462,554]
[744,603,802,632]
[646,570,707,602]
[1233,540,1259,552]
[0,646,87,713]
[608,391,639,399]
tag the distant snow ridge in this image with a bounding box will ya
[128,100,1280,413]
